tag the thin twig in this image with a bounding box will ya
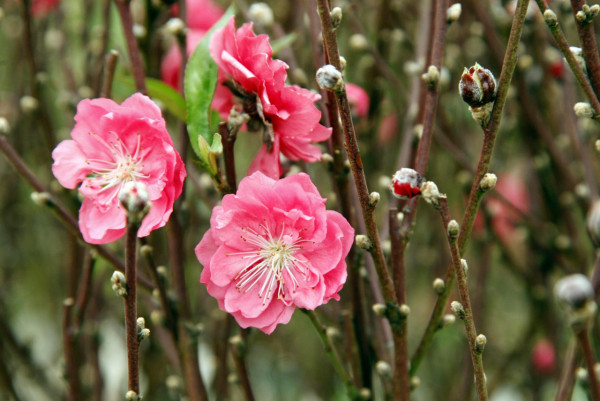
[555,342,577,401]
[437,198,488,401]
[113,0,147,94]
[101,50,120,99]
[230,330,256,401]
[570,0,600,101]
[577,329,600,401]
[220,122,238,192]
[124,221,141,395]
[62,299,81,401]
[73,251,96,330]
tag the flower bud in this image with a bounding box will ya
[375,360,392,378]
[461,258,469,275]
[20,96,39,113]
[587,200,600,246]
[316,64,344,92]
[31,191,52,207]
[422,65,440,87]
[479,173,497,191]
[372,303,387,316]
[447,220,460,239]
[119,181,151,221]
[349,34,368,51]
[165,18,186,36]
[446,3,462,23]
[459,63,497,108]
[570,47,587,72]
[132,24,147,39]
[410,376,421,390]
[442,313,456,326]
[0,117,9,135]
[451,301,465,319]
[355,234,373,250]
[111,271,127,297]
[543,9,558,26]
[532,339,556,375]
[391,168,423,199]
[433,278,446,294]
[555,274,594,309]
[248,2,274,27]
[331,7,343,30]
[125,390,141,401]
[368,192,380,207]
[574,102,595,118]
[421,181,441,206]
[475,334,487,353]
[326,326,341,342]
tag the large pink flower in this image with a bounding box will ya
[196,172,354,334]
[52,93,186,244]
[161,0,224,89]
[209,17,331,178]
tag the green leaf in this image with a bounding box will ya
[184,6,235,173]
[271,32,298,56]
[114,76,187,121]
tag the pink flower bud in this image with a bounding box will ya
[532,339,556,375]
[458,63,497,108]
[391,168,423,199]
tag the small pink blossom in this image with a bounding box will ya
[345,83,370,118]
[196,172,354,334]
[31,0,61,17]
[487,174,530,243]
[52,93,186,244]
[210,17,331,178]
[531,339,556,375]
[391,168,423,199]
[161,0,224,89]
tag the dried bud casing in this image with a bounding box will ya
[458,63,497,108]
[391,168,423,199]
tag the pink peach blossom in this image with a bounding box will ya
[31,0,61,17]
[487,174,530,243]
[345,83,370,118]
[210,18,331,178]
[52,93,186,244]
[196,172,354,334]
[161,0,224,89]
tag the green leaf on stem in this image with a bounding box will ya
[184,6,234,174]
[115,76,187,121]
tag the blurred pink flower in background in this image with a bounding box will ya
[531,339,556,375]
[210,18,331,178]
[196,172,354,334]
[31,0,61,17]
[345,83,369,118]
[52,93,186,244]
[161,0,224,89]
[487,174,530,243]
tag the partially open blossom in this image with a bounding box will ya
[196,172,354,334]
[346,83,370,118]
[52,93,186,244]
[210,18,331,178]
[391,168,423,199]
[459,63,496,108]
[161,0,224,89]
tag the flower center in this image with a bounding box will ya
[228,223,310,305]
[84,131,148,205]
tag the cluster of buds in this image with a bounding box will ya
[390,168,442,206]
[575,3,600,23]
[458,63,497,125]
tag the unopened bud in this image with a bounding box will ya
[447,3,462,23]
[331,7,343,30]
[391,168,423,199]
[111,271,127,297]
[475,334,487,352]
[422,65,440,86]
[355,234,372,250]
[321,152,334,165]
[326,326,340,342]
[229,335,244,353]
[138,327,150,342]
[555,274,594,309]
[574,102,595,118]
[316,64,344,92]
[442,313,456,326]
[368,192,380,207]
[165,18,186,36]
[459,63,497,108]
[349,34,368,51]
[119,181,151,221]
[410,376,421,390]
[421,181,441,206]
[165,375,182,391]
[461,258,469,275]
[31,191,52,206]
[132,24,146,39]
[451,301,466,319]
[125,390,141,401]
[150,310,164,326]
[433,278,446,294]
[479,173,497,191]
[0,117,9,134]
[447,220,460,238]
[372,303,387,316]
[586,199,600,246]
[20,96,39,113]
[375,360,392,378]
[140,244,153,258]
[339,56,347,71]
[399,304,411,317]
[248,2,274,27]
[570,47,587,72]
[543,9,558,26]
[359,388,371,400]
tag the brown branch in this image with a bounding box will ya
[571,0,600,101]
[124,221,140,395]
[113,0,147,94]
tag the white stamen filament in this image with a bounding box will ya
[228,222,312,305]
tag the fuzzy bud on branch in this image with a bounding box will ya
[316,65,344,92]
